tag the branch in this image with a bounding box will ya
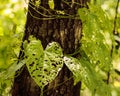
[113,0,120,35]
[107,0,120,85]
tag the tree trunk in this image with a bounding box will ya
[12,0,89,96]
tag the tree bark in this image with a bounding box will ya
[12,0,89,96]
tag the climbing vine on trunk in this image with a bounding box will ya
[11,0,114,96]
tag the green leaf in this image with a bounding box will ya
[1,60,25,80]
[64,56,82,84]
[78,8,89,22]
[78,4,113,72]
[64,52,111,96]
[49,0,54,9]
[42,42,63,86]
[80,56,111,96]
[25,38,63,91]
[24,37,44,88]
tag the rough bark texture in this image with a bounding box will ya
[12,0,89,96]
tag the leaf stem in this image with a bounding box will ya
[113,0,120,35]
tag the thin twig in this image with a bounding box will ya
[113,0,120,35]
[107,0,120,85]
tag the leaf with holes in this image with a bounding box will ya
[24,37,44,88]
[43,42,63,86]
[25,39,63,90]
[64,54,111,96]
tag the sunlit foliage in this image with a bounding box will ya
[0,0,26,95]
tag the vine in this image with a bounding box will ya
[24,0,84,20]
[22,2,114,96]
